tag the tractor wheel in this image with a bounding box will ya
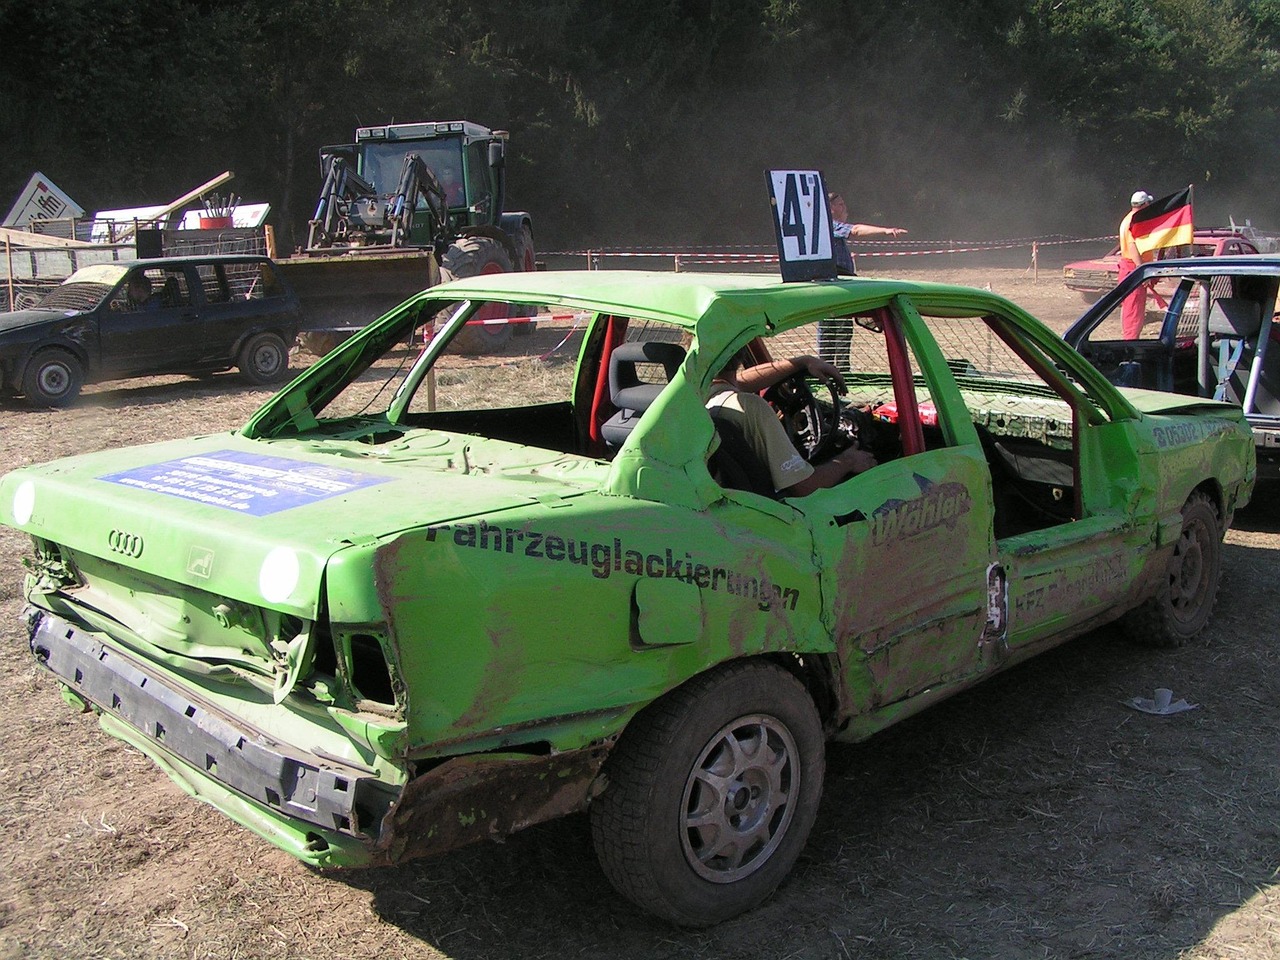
[440,236,514,354]
[590,660,825,926]
[510,223,538,335]
[513,223,536,274]
[23,348,84,408]
[1122,491,1222,647]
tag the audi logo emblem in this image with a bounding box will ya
[107,530,144,558]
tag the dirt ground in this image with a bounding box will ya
[0,263,1277,960]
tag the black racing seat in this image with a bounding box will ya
[162,276,183,308]
[600,340,686,448]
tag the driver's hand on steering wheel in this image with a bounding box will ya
[797,355,846,393]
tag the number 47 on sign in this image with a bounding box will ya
[765,169,837,283]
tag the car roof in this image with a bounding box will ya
[1065,254,1280,343]
[424,269,1027,339]
[1128,253,1280,278]
[62,255,274,287]
[125,255,273,268]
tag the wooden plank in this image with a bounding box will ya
[0,226,98,249]
[111,171,235,241]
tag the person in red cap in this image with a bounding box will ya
[1118,190,1154,339]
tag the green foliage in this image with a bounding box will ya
[3,0,1280,244]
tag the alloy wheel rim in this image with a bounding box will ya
[680,714,799,883]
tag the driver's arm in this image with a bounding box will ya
[725,388,876,496]
[731,354,846,394]
[785,446,877,496]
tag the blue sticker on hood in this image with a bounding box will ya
[99,450,391,515]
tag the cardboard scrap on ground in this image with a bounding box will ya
[1124,688,1199,715]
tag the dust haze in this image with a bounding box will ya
[529,27,1274,252]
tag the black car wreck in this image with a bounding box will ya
[1064,254,1280,479]
[0,255,301,407]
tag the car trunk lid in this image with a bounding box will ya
[3,430,600,687]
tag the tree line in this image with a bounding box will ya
[4,0,1279,249]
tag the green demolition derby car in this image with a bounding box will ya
[1,270,1255,925]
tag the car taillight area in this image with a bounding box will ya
[337,630,401,714]
[27,539,314,686]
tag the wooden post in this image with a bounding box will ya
[1032,241,1039,280]
[264,224,277,259]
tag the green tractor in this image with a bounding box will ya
[281,120,535,354]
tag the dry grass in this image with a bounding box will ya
[0,266,1277,959]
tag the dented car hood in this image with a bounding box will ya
[0,307,67,334]
[0,430,603,619]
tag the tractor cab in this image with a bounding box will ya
[308,120,509,251]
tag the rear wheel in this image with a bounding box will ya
[590,660,824,926]
[440,236,514,353]
[1123,491,1222,646]
[510,223,538,335]
[23,348,83,407]
[238,333,290,385]
[513,223,536,274]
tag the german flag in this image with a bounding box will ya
[1132,186,1193,255]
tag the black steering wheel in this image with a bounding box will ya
[766,371,843,461]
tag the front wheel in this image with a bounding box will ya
[440,236,514,354]
[590,660,824,926]
[238,332,290,385]
[23,348,84,407]
[1123,491,1222,646]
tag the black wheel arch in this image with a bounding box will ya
[759,651,843,733]
[1187,477,1226,531]
[16,338,92,388]
[610,652,841,745]
[498,212,533,257]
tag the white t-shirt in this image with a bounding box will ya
[706,384,815,493]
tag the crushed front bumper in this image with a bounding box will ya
[28,608,614,868]
[28,609,387,854]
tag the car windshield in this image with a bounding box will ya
[244,290,695,452]
[314,299,596,423]
[35,281,115,313]
[358,138,465,204]
[33,263,131,313]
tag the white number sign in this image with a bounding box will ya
[766,169,835,282]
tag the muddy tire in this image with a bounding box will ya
[513,223,536,274]
[590,660,824,927]
[510,223,538,334]
[440,236,514,354]
[1123,491,1222,647]
[23,348,83,408]
[238,332,291,385]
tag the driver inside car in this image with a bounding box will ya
[708,351,877,496]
